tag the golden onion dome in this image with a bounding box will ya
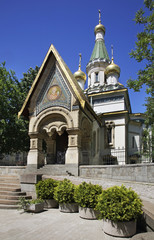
[94,23,105,35]
[74,68,86,82]
[105,58,120,76]
[74,53,86,82]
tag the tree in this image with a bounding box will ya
[0,63,39,154]
[127,0,154,125]
[19,66,40,103]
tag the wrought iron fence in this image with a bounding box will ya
[101,147,154,165]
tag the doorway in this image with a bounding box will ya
[55,130,68,164]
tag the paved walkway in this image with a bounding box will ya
[0,209,133,240]
[1,176,154,239]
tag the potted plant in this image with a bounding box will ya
[74,182,102,219]
[35,178,59,208]
[19,197,44,213]
[96,185,143,237]
[54,178,78,213]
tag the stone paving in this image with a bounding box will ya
[1,176,154,239]
[0,209,132,240]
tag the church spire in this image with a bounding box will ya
[88,10,109,63]
[111,44,114,62]
[99,9,101,24]
[78,53,82,70]
[94,9,106,36]
[86,10,110,93]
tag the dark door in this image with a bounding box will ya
[56,131,68,164]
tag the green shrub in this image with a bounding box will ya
[96,185,143,222]
[35,178,59,199]
[74,182,102,209]
[18,197,44,212]
[54,179,76,203]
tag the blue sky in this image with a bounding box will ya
[0,0,147,113]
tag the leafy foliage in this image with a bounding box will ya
[0,63,39,154]
[18,197,44,212]
[127,0,154,130]
[54,179,76,203]
[74,182,102,209]
[35,178,59,199]
[96,185,143,222]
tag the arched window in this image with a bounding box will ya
[105,122,115,147]
[107,126,112,144]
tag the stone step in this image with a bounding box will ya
[0,183,20,188]
[0,199,19,205]
[0,174,32,209]
[0,179,20,184]
[0,190,26,196]
[0,175,19,178]
[0,195,32,200]
[142,199,154,232]
[0,204,19,209]
[0,187,21,192]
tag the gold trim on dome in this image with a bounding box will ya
[74,53,86,82]
[94,10,105,34]
[105,59,120,76]
[94,23,105,34]
[74,69,86,82]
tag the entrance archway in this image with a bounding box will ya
[27,108,81,169]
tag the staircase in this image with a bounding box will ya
[0,175,32,209]
[37,164,78,177]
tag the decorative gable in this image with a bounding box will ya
[35,64,71,115]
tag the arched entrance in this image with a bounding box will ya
[27,108,81,168]
[44,129,68,165]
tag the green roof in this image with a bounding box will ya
[90,40,110,62]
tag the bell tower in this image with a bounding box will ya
[86,10,110,94]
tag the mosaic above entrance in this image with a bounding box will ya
[36,64,71,115]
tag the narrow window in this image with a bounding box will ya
[105,122,115,147]
[107,126,112,144]
[95,73,99,82]
[132,136,135,148]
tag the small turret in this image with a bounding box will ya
[105,45,120,85]
[74,53,86,90]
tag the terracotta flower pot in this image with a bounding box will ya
[59,203,78,213]
[103,219,136,237]
[79,207,99,220]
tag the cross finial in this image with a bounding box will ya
[79,53,82,70]
[111,45,114,62]
[99,9,101,24]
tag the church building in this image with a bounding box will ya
[18,11,145,175]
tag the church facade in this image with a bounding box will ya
[19,13,145,174]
